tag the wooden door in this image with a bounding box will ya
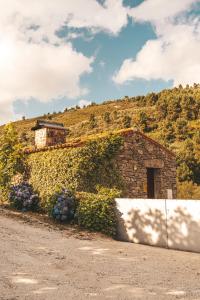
[147,168,155,199]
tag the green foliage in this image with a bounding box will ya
[27,134,124,209]
[89,113,97,129]
[138,112,149,132]
[161,121,176,144]
[0,124,25,198]
[103,112,111,124]
[123,115,132,128]
[177,139,200,184]
[76,187,121,236]
[175,118,189,141]
[177,181,200,200]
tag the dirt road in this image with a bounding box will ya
[1,211,200,300]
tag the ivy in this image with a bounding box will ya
[26,134,124,209]
[0,124,24,199]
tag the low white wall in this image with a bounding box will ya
[115,198,200,253]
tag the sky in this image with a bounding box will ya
[0,0,200,124]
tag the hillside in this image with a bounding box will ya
[0,84,200,188]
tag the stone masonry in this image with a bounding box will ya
[116,130,177,199]
[31,120,67,148]
[28,125,177,199]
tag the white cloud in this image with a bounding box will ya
[0,0,128,124]
[0,0,127,44]
[0,37,92,123]
[128,0,196,23]
[78,99,91,108]
[113,0,200,87]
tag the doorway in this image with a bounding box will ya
[147,168,155,199]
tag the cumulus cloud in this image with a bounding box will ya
[0,0,128,124]
[128,0,196,23]
[113,0,200,87]
[78,99,91,108]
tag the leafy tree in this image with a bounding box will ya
[0,124,25,198]
[123,115,132,128]
[89,114,97,129]
[167,97,182,121]
[181,96,197,120]
[113,110,118,120]
[177,139,200,184]
[157,98,168,119]
[138,112,149,132]
[146,92,158,105]
[162,121,175,144]
[103,112,111,124]
[175,118,189,140]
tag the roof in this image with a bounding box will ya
[31,120,67,131]
[25,128,176,157]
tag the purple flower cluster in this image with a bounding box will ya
[51,189,75,222]
[9,182,39,211]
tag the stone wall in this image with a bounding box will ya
[46,128,66,146]
[35,128,66,148]
[116,131,176,199]
[32,128,176,199]
[35,128,47,148]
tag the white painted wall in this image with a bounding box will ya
[115,198,200,253]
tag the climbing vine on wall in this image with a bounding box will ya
[26,134,124,209]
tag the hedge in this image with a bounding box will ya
[76,187,121,236]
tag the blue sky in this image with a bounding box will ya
[0,0,199,123]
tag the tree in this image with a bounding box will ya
[103,112,111,124]
[177,139,200,184]
[162,121,175,144]
[123,115,132,128]
[0,124,25,198]
[89,114,97,129]
[175,118,189,141]
[138,112,148,132]
[113,111,118,120]
[167,97,182,121]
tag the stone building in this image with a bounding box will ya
[31,120,67,148]
[29,125,176,199]
[116,130,176,199]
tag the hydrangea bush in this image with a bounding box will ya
[9,182,39,211]
[50,189,75,222]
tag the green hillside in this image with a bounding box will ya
[1,84,200,191]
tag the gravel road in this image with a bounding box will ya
[1,210,200,300]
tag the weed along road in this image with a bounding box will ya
[1,212,200,300]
